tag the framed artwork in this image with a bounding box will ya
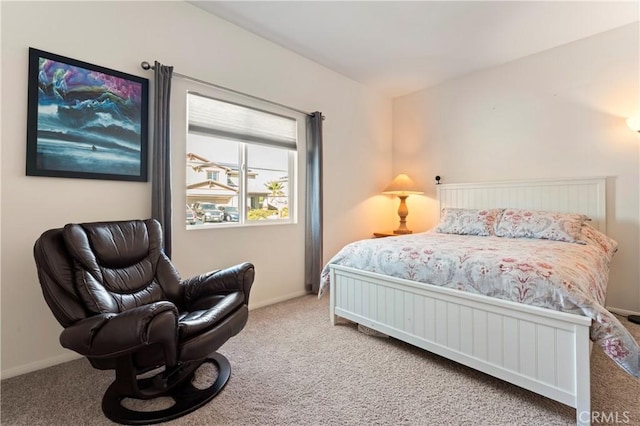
[26,48,149,181]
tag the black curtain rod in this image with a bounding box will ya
[141,61,318,118]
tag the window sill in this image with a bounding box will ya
[186,219,297,231]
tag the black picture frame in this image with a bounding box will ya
[26,48,149,181]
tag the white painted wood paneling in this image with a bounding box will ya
[330,266,592,424]
[437,177,606,232]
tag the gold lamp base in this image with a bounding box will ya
[393,229,413,235]
[393,195,412,234]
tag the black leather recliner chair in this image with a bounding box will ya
[33,219,254,424]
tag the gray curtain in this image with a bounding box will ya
[305,112,324,293]
[151,62,174,258]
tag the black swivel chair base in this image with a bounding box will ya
[102,352,231,425]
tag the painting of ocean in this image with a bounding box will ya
[26,48,148,181]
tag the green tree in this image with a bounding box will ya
[264,181,285,196]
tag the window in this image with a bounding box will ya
[186,92,298,228]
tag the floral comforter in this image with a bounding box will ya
[320,226,640,378]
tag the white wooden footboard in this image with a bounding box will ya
[329,265,592,426]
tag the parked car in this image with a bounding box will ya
[186,205,197,225]
[218,205,239,222]
[193,202,224,223]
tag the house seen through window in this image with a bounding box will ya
[186,92,297,228]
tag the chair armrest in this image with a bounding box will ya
[182,262,254,306]
[59,301,179,364]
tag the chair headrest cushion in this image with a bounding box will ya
[65,220,156,268]
[62,219,167,313]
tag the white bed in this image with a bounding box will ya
[326,177,612,426]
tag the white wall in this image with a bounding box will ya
[393,23,640,313]
[0,1,393,378]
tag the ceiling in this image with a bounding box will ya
[190,1,639,98]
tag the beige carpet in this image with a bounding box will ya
[1,294,639,425]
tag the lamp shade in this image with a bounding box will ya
[627,116,640,133]
[382,174,424,195]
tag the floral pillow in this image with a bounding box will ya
[435,208,504,236]
[494,209,589,243]
[580,222,618,257]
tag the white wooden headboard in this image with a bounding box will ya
[436,177,607,233]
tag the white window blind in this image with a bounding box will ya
[188,92,297,150]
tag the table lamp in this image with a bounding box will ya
[382,174,424,234]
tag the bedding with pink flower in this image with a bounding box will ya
[494,209,587,243]
[320,224,640,378]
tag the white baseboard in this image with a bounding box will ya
[248,290,309,310]
[2,291,311,380]
[2,298,625,380]
[606,306,640,317]
[1,351,81,380]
